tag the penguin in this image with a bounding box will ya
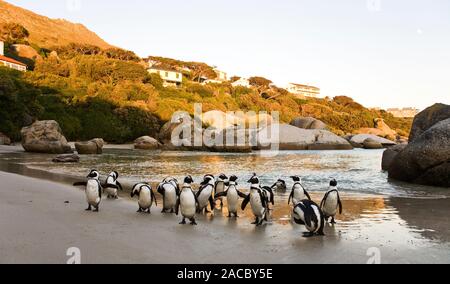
[214,174,228,208]
[196,174,216,214]
[214,175,247,217]
[175,176,199,225]
[320,179,343,224]
[288,176,311,206]
[157,177,180,214]
[131,182,157,214]
[261,186,275,210]
[241,174,269,226]
[73,169,103,212]
[103,171,123,199]
[271,179,287,193]
[292,199,325,237]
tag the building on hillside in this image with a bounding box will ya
[231,77,251,88]
[387,108,420,118]
[285,83,320,98]
[213,68,227,81]
[0,41,27,72]
[148,67,183,87]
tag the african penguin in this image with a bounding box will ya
[292,199,325,237]
[288,176,311,206]
[131,183,157,214]
[157,177,180,214]
[214,174,228,208]
[241,173,269,226]
[73,169,102,212]
[271,179,287,193]
[320,179,343,224]
[196,174,216,214]
[214,175,247,217]
[175,176,198,225]
[103,171,123,199]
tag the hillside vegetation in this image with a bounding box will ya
[0,22,413,143]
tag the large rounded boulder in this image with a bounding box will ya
[409,103,450,142]
[350,134,396,148]
[134,136,162,150]
[308,130,353,150]
[388,119,450,187]
[75,138,104,155]
[290,117,327,130]
[382,144,408,171]
[21,120,72,154]
[159,114,205,151]
[0,132,11,145]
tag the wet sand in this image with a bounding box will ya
[1,170,449,264]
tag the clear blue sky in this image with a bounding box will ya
[6,0,450,109]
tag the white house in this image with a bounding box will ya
[213,68,227,81]
[231,77,251,88]
[148,67,183,87]
[285,83,320,98]
[0,41,27,72]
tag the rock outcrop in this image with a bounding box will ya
[52,154,80,163]
[290,117,328,130]
[350,134,396,148]
[409,103,450,142]
[75,138,104,155]
[21,120,72,154]
[363,138,384,149]
[388,118,450,187]
[355,118,397,141]
[382,144,408,171]
[159,115,205,151]
[134,136,162,150]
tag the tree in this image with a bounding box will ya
[230,76,241,83]
[0,23,30,44]
[249,76,273,96]
[103,48,140,62]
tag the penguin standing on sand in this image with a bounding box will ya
[131,182,157,214]
[214,174,228,208]
[214,175,247,217]
[241,174,269,226]
[288,176,311,206]
[73,169,103,212]
[292,199,325,237]
[157,177,180,214]
[103,171,123,199]
[196,175,216,214]
[271,179,287,193]
[176,176,198,225]
[320,179,343,224]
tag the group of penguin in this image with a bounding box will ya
[73,170,343,237]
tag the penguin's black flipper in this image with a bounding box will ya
[288,190,294,205]
[304,190,312,201]
[175,184,181,196]
[175,197,180,216]
[104,184,119,189]
[192,190,199,206]
[241,194,251,210]
[157,184,165,196]
[237,190,247,199]
[209,196,215,211]
[116,181,124,191]
[337,192,343,214]
[214,191,227,199]
[151,189,158,207]
[293,218,305,225]
[73,182,87,187]
[97,182,102,199]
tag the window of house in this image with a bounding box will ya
[176,73,180,79]
[165,72,169,77]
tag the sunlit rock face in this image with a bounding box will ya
[21,120,72,154]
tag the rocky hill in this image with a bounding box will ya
[0,0,112,49]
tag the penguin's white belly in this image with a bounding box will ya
[86,181,100,206]
[227,188,239,213]
[323,192,338,216]
[181,192,196,218]
[198,187,213,209]
[105,187,118,196]
[163,188,177,209]
[293,190,305,205]
[106,177,114,184]
[293,206,305,223]
[216,182,225,194]
[138,190,152,209]
[250,193,265,217]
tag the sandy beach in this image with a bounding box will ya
[1,169,449,264]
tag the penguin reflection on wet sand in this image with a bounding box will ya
[131,182,158,214]
[176,176,199,225]
[288,176,311,206]
[103,171,123,199]
[320,179,343,224]
[241,174,270,226]
[196,175,216,214]
[157,177,180,214]
[292,199,325,237]
[214,175,247,217]
[73,169,103,212]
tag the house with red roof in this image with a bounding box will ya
[0,41,27,72]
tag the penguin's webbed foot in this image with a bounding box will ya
[330,218,336,224]
[179,218,187,225]
[190,218,197,226]
[85,205,92,211]
[302,232,315,238]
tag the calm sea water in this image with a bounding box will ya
[6,148,448,198]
